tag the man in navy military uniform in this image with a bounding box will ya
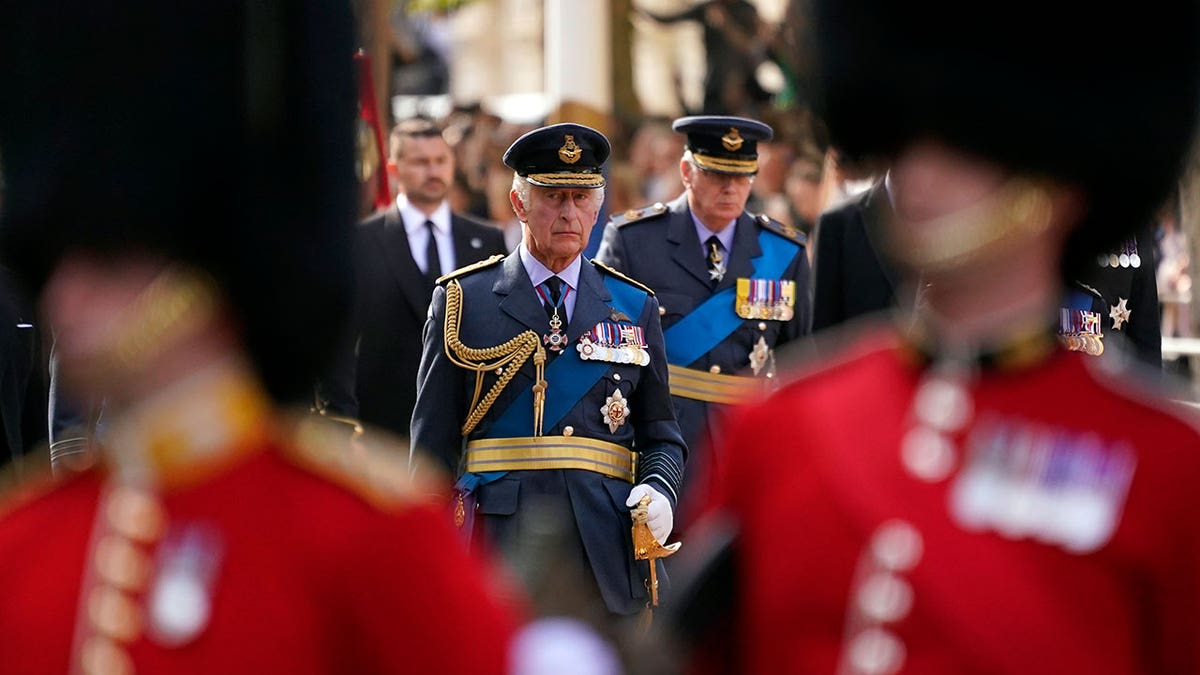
[411,123,687,617]
[595,116,811,508]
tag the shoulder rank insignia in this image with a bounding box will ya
[754,213,806,245]
[591,259,655,295]
[435,254,504,285]
[610,202,668,228]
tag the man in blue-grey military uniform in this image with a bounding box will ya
[595,116,811,508]
[411,123,687,616]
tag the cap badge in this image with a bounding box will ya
[558,135,582,164]
[721,127,744,152]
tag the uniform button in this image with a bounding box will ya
[900,427,956,482]
[856,572,914,623]
[89,586,141,642]
[913,376,972,432]
[846,627,905,675]
[563,426,574,437]
[870,520,923,572]
[758,322,767,331]
[612,373,621,381]
[95,536,151,591]
[658,306,666,316]
[709,365,721,374]
[80,636,133,675]
[106,486,166,543]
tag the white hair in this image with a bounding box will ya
[510,173,605,216]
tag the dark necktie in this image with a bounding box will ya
[543,276,564,322]
[705,235,726,286]
[424,220,442,281]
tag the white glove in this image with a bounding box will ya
[625,484,673,545]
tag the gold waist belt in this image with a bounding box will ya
[465,436,635,483]
[667,364,760,405]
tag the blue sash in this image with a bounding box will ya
[457,273,648,492]
[664,229,800,367]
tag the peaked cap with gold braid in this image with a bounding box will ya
[503,122,610,188]
[673,115,773,176]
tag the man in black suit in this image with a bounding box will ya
[811,178,902,332]
[323,119,506,437]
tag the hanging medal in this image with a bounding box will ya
[147,522,224,647]
[708,241,726,283]
[537,281,570,353]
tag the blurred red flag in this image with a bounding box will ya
[355,48,391,210]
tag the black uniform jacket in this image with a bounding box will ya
[594,194,810,500]
[411,251,686,615]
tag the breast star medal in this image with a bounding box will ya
[602,389,630,433]
[749,336,770,376]
[1109,297,1131,330]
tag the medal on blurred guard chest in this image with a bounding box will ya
[147,523,224,647]
[948,415,1135,554]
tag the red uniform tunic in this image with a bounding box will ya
[697,327,1200,674]
[0,368,518,675]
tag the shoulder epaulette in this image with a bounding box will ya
[436,254,504,285]
[610,202,669,228]
[753,212,807,245]
[591,260,655,296]
[282,414,441,510]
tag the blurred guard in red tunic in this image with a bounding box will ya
[0,2,517,674]
[670,1,1200,673]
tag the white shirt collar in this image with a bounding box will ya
[397,193,452,235]
[690,210,737,254]
[519,244,582,291]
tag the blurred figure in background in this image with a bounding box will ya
[672,1,1200,673]
[638,0,776,115]
[1157,194,1191,338]
[781,149,826,239]
[630,119,686,205]
[0,3,517,672]
[0,266,46,477]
